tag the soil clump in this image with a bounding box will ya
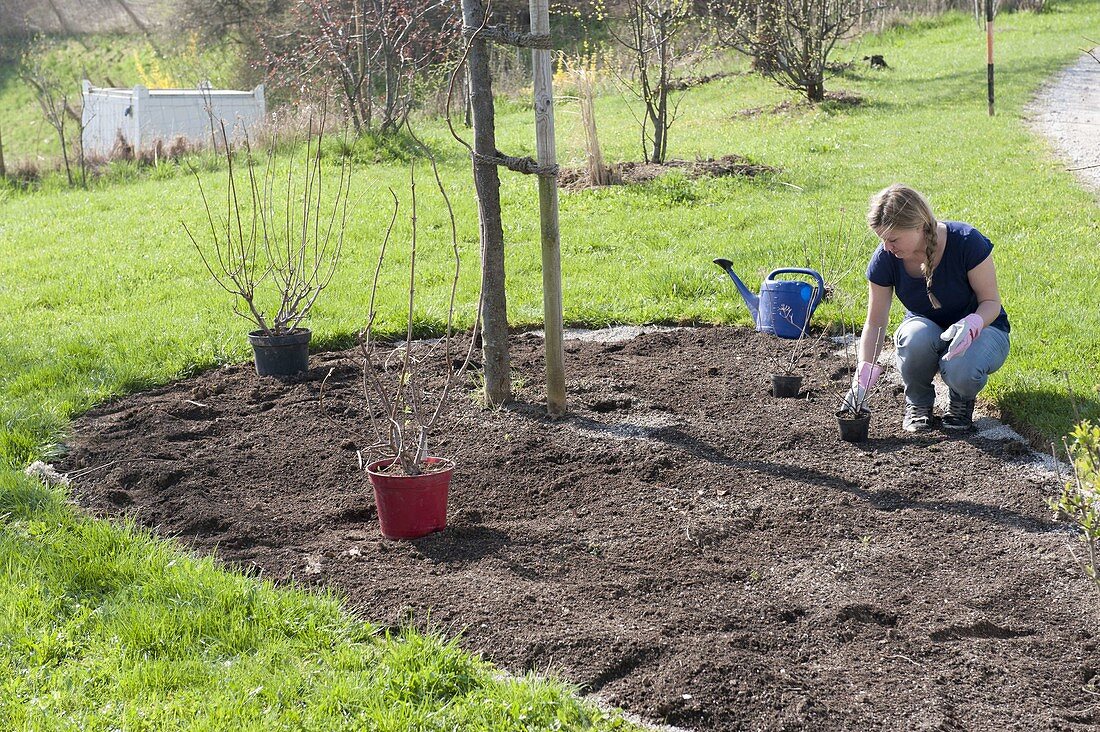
[558,154,775,191]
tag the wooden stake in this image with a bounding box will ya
[986,0,994,116]
[529,0,566,417]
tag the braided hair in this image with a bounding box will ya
[867,184,941,309]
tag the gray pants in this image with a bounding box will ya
[894,317,1010,407]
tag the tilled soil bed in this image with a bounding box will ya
[60,326,1100,731]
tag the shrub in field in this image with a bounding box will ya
[707,0,871,102]
[1052,421,1100,595]
[184,120,351,338]
[20,49,79,186]
[351,127,477,477]
[600,0,694,164]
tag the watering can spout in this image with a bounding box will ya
[713,258,760,323]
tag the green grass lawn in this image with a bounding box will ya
[2,2,1100,727]
[0,472,637,731]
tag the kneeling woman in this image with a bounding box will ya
[844,184,1011,432]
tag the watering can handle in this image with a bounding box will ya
[766,268,826,313]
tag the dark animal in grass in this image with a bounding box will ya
[864,54,889,69]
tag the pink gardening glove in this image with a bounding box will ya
[940,313,984,361]
[842,361,884,411]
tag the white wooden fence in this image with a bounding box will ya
[81,82,265,157]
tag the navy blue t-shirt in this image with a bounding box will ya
[866,220,1010,333]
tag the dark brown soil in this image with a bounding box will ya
[558,155,777,191]
[736,90,865,118]
[667,70,746,91]
[59,327,1100,731]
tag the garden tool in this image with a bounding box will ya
[712,258,825,338]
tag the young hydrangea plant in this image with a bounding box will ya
[1052,420,1100,594]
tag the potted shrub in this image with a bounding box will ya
[835,403,873,443]
[767,302,824,398]
[184,119,351,376]
[834,324,888,443]
[323,135,476,540]
[767,228,859,398]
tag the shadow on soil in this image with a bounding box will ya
[551,410,1063,536]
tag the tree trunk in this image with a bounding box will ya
[530,0,566,417]
[463,65,473,128]
[58,117,73,187]
[0,125,6,179]
[384,48,399,130]
[345,77,364,133]
[650,111,664,163]
[461,0,511,406]
[653,29,669,164]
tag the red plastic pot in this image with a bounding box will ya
[366,457,453,540]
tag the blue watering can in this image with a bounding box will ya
[712,258,825,339]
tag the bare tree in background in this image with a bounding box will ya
[264,0,460,134]
[709,0,871,102]
[22,60,74,185]
[605,0,692,163]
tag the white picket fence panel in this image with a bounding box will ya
[81,82,265,156]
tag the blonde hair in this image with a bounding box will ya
[867,184,941,309]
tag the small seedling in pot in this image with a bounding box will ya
[767,300,829,397]
[833,323,889,442]
[184,114,351,376]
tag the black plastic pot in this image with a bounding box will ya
[771,373,803,398]
[835,409,871,443]
[248,328,311,376]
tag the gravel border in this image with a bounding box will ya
[1027,49,1100,197]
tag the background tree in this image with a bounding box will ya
[708,0,871,102]
[604,0,692,163]
[176,0,282,44]
[21,55,74,186]
[263,0,460,134]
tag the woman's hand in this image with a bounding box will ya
[843,361,884,411]
[940,313,984,360]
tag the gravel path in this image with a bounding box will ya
[1028,49,1100,196]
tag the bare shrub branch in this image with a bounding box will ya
[183,113,351,335]
[708,0,881,102]
[357,123,480,475]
